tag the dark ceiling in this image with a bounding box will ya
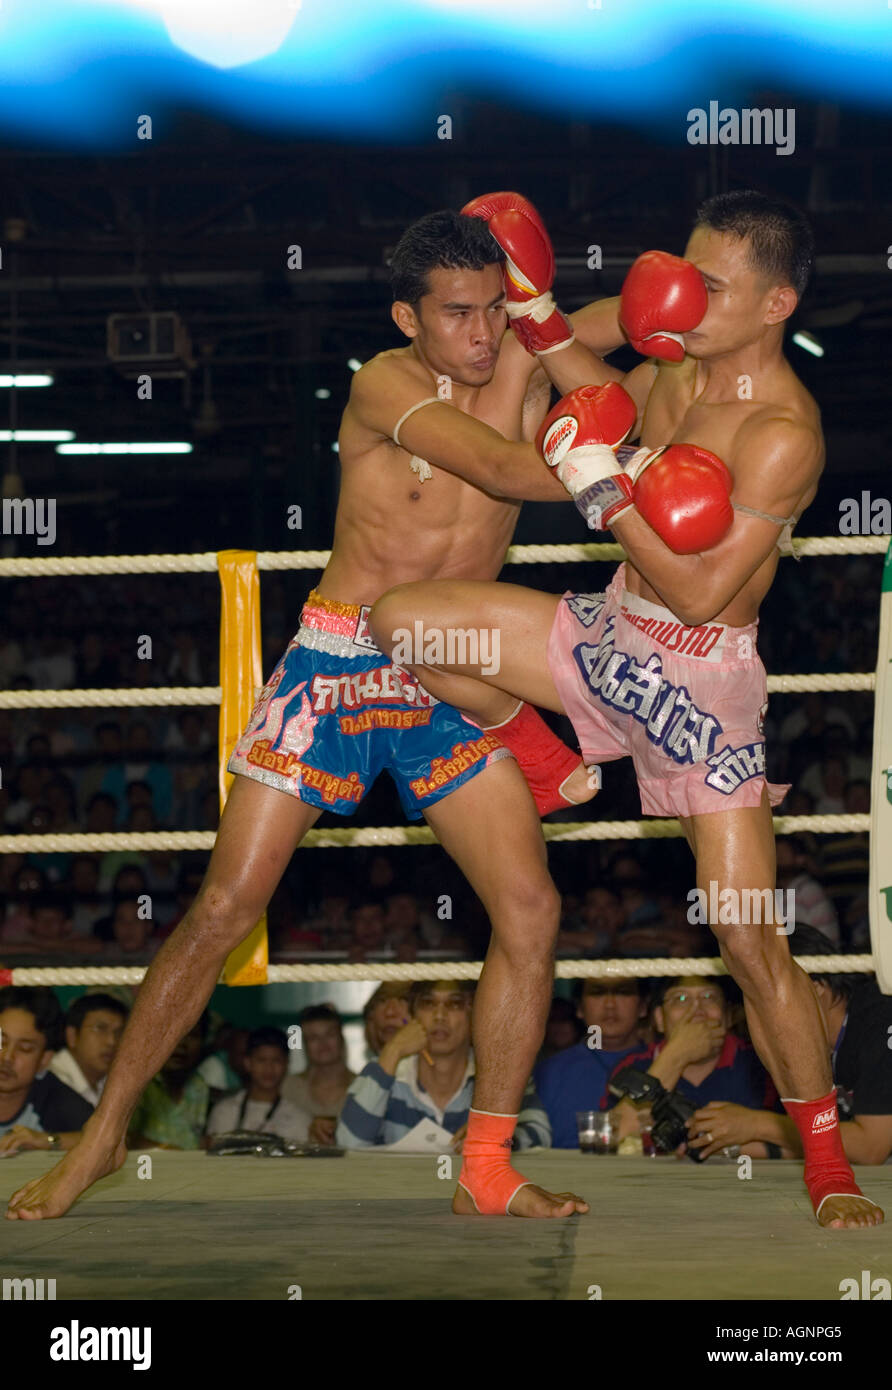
[1,96,890,554]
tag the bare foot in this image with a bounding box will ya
[453,1182,589,1217]
[561,761,599,807]
[5,1137,127,1220]
[818,1195,884,1230]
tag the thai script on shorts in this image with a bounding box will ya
[619,604,724,659]
[246,740,364,804]
[566,593,606,628]
[573,617,723,765]
[339,708,433,735]
[408,734,502,798]
[311,665,437,713]
[704,741,766,795]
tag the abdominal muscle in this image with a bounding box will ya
[317,442,521,608]
[622,549,781,629]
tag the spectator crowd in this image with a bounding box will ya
[3,924,891,1169]
[0,556,877,964]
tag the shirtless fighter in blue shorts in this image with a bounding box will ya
[7,207,634,1222]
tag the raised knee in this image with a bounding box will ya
[369,587,414,653]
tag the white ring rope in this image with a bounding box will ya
[0,534,887,580]
[0,686,222,709]
[0,672,876,710]
[1,954,875,987]
[0,813,870,856]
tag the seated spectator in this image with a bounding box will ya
[94,897,160,962]
[25,628,74,690]
[102,720,173,825]
[363,982,411,1056]
[79,722,123,808]
[160,864,206,935]
[75,629,119,687]
[346,899,387,962]
[66,854,105,937]
[606,976,778,1146]
[538,996,585,1061]
[167,626,204,685]
[44,774,79,833]
[303,879,352,947]
[690,927,892,1166]
[556,886,625,956]
[367,852,396,895]
[86,790,119,835]
[198,1022,250,1094]
[1,865,48,943]
[337,980,549,1150]
[49,992,128,1106]
[608,853,661,929]
[800,755,848,815]
[536,978,649,1148]
[128,1013,212,1149]
[776,835,839,945]
[164,708,213,754]
[0,985,93,1154]
[5,762,49,829]
[385,890,440,955]
[3,893,100,957]
[281,1005,356,1144]
[820,781,870,933]
[206,1027,312,1143]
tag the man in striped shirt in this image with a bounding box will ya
[337,981,549,1150]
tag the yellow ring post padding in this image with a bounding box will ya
[217,550,268,986]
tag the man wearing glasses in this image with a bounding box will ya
[606,976,786,1154]
[49,994,129,1108]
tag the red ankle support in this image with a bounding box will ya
[485,701,585,816]
[782,1091,874,1219]
[457,1110,532,1215]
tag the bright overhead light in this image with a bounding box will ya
[0,375,54,387]
[314,388,331,399]
[0,429,74,441]
[158,0,301,70]
[792,331,824,358]
[347,358,362,373]
[56,442,193,455]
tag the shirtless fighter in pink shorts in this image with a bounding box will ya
[371,190,883,1229]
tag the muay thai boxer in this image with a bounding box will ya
[369,190,883,1228]
[7,208,635,1222]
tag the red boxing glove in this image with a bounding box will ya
[536,382,638,528]
[620,251,708,362]
[629,443,733,553]
[462,191,574,357]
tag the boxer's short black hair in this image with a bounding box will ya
[390,209,504,306]
[695,190,814,298]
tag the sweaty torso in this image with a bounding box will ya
[319,342,543,607]
[627,356,823,625]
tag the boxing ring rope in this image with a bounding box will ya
[0,533,886,579]
[0,670,876,710]
[1,533,886,989]
[0,954,875,990]
[0,812,871,856]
